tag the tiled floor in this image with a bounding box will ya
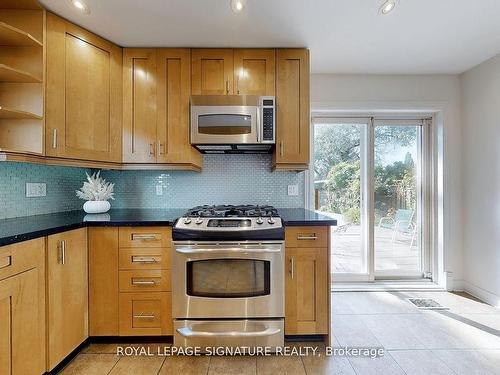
[59,291,500,375]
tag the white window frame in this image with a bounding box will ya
[309,115,435,283]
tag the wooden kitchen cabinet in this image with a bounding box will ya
[89,227,119,336]
[47,228,88,370]
[285,226,328,335]
[123,48,157,163]
[123,48,202,168]
[274,49,310,170]
[45,13,122,162]
[191,48,234,95]
[156,49,202,166]
[0,238,45,375]
[233,49,275,96]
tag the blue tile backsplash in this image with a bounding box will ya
[0,162,89,219]
[0,154,305,220]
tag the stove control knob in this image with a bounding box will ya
[256,217,263,225]
[268,217,275,225]
[183,218,192,225]
[195,217,204,225]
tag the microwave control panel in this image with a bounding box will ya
[260,96,275,143]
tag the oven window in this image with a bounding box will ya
[198,114,252,135]
[187,259,270,298]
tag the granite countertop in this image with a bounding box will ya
[0,208,337,247]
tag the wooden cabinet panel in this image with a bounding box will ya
[274,49,310,170]
[285,246,328,335]
[0,235,42,280]
[191,49,233,95]
[233,49,275,96]
[285,226,328,248]
[122,48,157,163]
[119,247,171,270]
[119,226,172,248]
[0,238,45,375]
[119,292,172,335]
[89,227,119,336]
[156,49,202,166]
[46,13,122,162]
[119,269,171,292]
[47,228,88,370]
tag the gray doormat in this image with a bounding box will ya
[407,298,450,310]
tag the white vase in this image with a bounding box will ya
[83,200,111,214]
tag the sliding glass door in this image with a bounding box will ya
[312,117,430,281]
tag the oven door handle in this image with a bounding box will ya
[175,247,281,254]
[176,327,281,338]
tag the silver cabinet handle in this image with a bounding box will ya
[226,77,230,94]
[52,129,57,149]
[289,257,294,279]
[131,279,156,286]
[280,141,284,156]
[59,240,66,265]
[177,326,281,338]
[0,256,12,269]
[297,235,318,240]
[131,234,158,241]
[158,142,165,155]
[131,256,158,263]
[149,143,155,156]
[236,74,240,95]
[133,313,155,319]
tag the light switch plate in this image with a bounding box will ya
[156,185,163,196]
[26,182,46,198]
[287,184,299,196]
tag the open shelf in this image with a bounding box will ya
[0,21,42,47]
[0,106,42,119]
[0,63,41,83]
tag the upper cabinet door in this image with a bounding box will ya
[274,49,310,169]
[233,49,275,96]
[156,49,202,167]
[45,13,122,162]
[123,49,158,163]
[191,49,234,95]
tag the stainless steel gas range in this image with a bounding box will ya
[172,205,285,349]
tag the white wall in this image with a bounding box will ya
[310,74,463,286]
[461,55,500,306]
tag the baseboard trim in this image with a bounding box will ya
[463,281,500,308]
[332,280,444,292]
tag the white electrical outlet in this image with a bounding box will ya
[156,185,163,196]
[287,184,299,196]
[26,183,47,198]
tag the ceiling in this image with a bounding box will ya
[39,0,500,74]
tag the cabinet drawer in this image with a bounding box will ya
[119,248,171,270]
[0,238,44,281]
[119,270,171,292]
[285,226,328,248]
[119,227,172,248]
[119,292,172,335]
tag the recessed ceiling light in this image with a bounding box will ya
[379,0,397,15]
[230,0,247,13]
[69,0,90,14]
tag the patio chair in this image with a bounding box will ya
[379,209,415,243]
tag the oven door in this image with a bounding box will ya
[172,242,284,319]
[190,105,259,145]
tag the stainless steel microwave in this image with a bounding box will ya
[190,95,275,153]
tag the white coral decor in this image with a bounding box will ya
[76,172,114,214]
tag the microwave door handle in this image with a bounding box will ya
[256,106,260,143]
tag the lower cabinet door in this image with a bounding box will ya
[0,268,45,375]
[47,228,89,370]
[285,247,328,335]
[119,292,172,335]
